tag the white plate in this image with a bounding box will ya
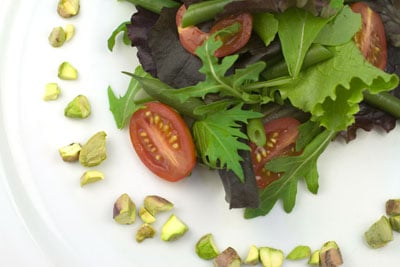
[1,0,400,266]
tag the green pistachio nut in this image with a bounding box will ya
[136,223,156,243]
[79,131,107,167]
[64,95,91,119]
[195,233,219,260]
[243,245,259,265]
[144,195,174,216]
[43,82,61,101]
[113,193,136,224]
[80,170,104,187]
[64,24,75,41]
[161,214,188,241]
[364,216,393,248]
[57,0,80,18]
[389,215,400,232]
[259,247,284,267]
[138,206,156,224]
[58,61,78,80]
[319,241,343,267]
[48,26,66,47]
[386,199,400,216]
[308,250,320,265]
[213,247,241,267]
[58,142,81,162]
[286,245,311,260]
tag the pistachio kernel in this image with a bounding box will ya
[259,247,284,267]
[64,24,75,41]
[138,206,156,224]
[195,233,220,260]
[79,131,107,167]
[80,170,104,187]
[160,214,188,241]
[243,245,259,265]
[64,95,91,119]
[214,247,241,267]
[143,195,173,216]
[136,223,156,243]
[43,82,61,101]
[364,216,393,248]
[48,26,66,47]
[57,0,80,18]
[113,193,136,224]
[58,142,81,162]
[58,61,78,80]
[320,241,343,267]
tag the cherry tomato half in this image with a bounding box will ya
[129,102,196,182]
[176,5,252,57]
[250,118,301,189]
[351,2,387,70]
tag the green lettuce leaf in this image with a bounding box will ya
[277,41,399,131]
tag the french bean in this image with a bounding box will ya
[124,0,180,14]
[363,91,400,118]
[181,0,238,27]
[247,118,267,147]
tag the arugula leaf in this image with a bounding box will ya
[108,66,149,129]
[276,8,330,77]
[170,30,267,103]
[193,104,262,182]
[277,41,399,131]
[244,129,336,218]
[107,21,131,52]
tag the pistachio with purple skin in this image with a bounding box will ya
[113,193,136,225]
[57,0,80,18]
[144,195,174,216]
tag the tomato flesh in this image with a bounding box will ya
[351,2,387,70]
[176,4,252,57]
[250,118,301,189]
[129,102,196,182]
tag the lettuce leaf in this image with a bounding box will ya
[277,41,399,131]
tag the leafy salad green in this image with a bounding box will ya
[107,0,400,218]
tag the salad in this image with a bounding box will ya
[107,0,400,219]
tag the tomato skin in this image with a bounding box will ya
[129,102,196,182]
[209,12,252,58]
[176,5,252,57]
[350,2,387,70]
[250,118,301,189]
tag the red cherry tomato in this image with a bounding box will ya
[176,5,252,57]
[250,118,301,189]
[350,2,387,70]
[129,102,196,182]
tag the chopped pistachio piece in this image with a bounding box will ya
[64,95,91,119]
[243,245,259,265]
[80,170,104,187]
[58,61,78,80]
[286,245,311,260]
[57,0,80,18]
[58,142,81,162]
[79,131,107,167]
[136,223,156,243]
[138,206,156,224]
[113,193,136,224]
[308,250,320,265]
[386,199,400,216]
[48,26,66,47]
[195,233,219,260]
[214,247,241,267]
[364,216,393,248]
[64,24,75,41]
[160,214,188,241]
[259,247,284,267]
[319,241,343,267]
[389,215,400,232]
[144,195,174,216]
[43,82,61,101]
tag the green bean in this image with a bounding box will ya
[261,44,334,80]
[124,0,180,14]
[363,91,400,118]
[247,118,266,147]
[181,0,238,27]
